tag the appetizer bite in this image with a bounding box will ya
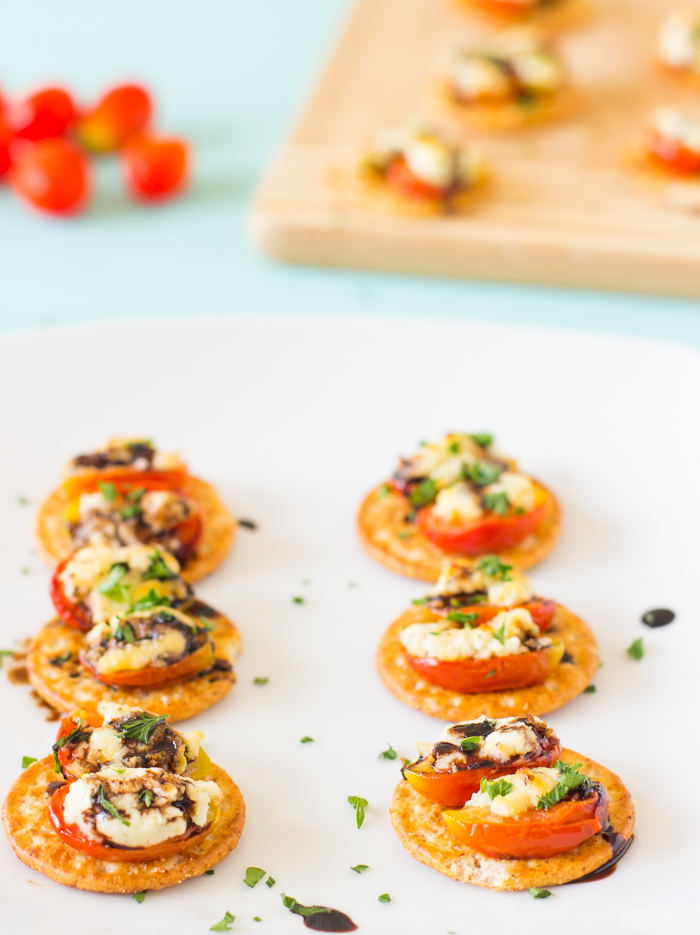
[656,7,700,90]
[626,108,700,211]
[335,123,487,217]
[358,432,561,581]
[36,437,236,582]
[432,28,575,132]
[376,557,598,719]
[2,703,245,892]
[28,544,241,720]
[460,0,589,29]
[391,725,635,890]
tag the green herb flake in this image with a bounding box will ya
[198,616,215,632]
[378,893,391,903]
[448,440,460,455]
[244,867,267,888]
[49,651,71,666]
[529,887,552,899]
[476,555,512,581]
[266,876,276,889]
[22,756,37,768]
[492,621,507,645]
[281,895,332,919]
[210,911,235,931]
[379,743,397,760]
[98,481,118,502]
[98,561,130,599]
[627,638,644,660]
[143,548,176,581]
[115,621,136,644]
[482,491,509,516]
[485,670,496,678]
[118,712,169,743]
[409,478,438,508]
[480,777,514,800]
[411,597,428,606]
[537,760,588,810]
[469,433,494,448]
[397,530,412,540]
[253,677,269,686]
[464,460,503,488]
[348,795,368,829]
[460,737,481,752]
[583,685,596,693]
[253,918,261,923]
[351,864,369,873]
[119,503,141,520]
[94,782,130,825]
[132,589,171,613]
[377,484,391,499]
[446,611,479,629]
[0,649,14,667]
[21,567,30,575]
[140,789,155,807]
[292,596,305,605]
[205,869,215,876]
[301,736,314,744]
[133,891,147,904]
[18,495,29,506]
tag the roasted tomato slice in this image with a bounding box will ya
[403,734,561,807]
[50,555,95,631]
[405,638,565,693]
[441,598,556,633]
[63,467,187,499]
[54,703,103,775]
[416,482,549,555]
[79,638,214,688]
[48,782,217,861]
[443,784,609,859]
[646,128,700,176]
[385,155,445,201]
[172,507,203,562]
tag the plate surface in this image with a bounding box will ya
[0,315,698,934]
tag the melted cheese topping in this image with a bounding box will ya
[482,471,536,512]
[442,716,543,759]
[404,434,488,479]
[649,108,700,154]
[66,437,183,477]
[658,7,700,70]
[467,766,560,816]
[453,55,512,99]
[400,607,546,661]
[432,483,484,522]
[364,128,483,189]
[430,560,534,606]
[88,626,187,674]
[62,767,221,848]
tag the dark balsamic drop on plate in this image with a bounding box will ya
[303,909,358,932]
[237,519,258,530]
[641,608,675,628]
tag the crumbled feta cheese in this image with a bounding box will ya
[483,471,536,512]
[467,766,560,816]
[432,483,484,523]
[486,568,533,606]
[657,8,700,70]
[404,136,455,188]
[400,607,544,661]
[452,54,512,100]
[510,50,563,91]
[90,627,188,674]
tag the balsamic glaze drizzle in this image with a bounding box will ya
[641,608,675,628]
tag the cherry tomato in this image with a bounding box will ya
[0,113,12,179]
[416,482,549,555]
[63,467,187,499]
[122,134,189,201]
[9,138,90,215]
[54,704,104,774]
[172,508,203,562]
[385,155,445,201]
[438,598,556,633]
[405,637,565,693]
[443,784,609,859]
[48,781,218,861]
[8,88,76,141]
[78,84,152,153]
[404,734,561,807]
[470,0,541,15]
[50,556,95,631]
[646,127,700,176]
[80,638,214,688]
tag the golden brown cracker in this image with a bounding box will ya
[3,757,245,893]
[391,748,635,890]
[623,147,700,213]
[27,608,241,722]
[35,475,236,584]
[358,483,562,581]
[376,603,598,719]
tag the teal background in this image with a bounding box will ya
[1,0,700,345]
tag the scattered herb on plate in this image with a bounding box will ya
[22,756,37,768]
[348,795,368,829]
[627,638,643,660]
[244,867,267,888]
[529,887,552,899]
[379,743,397,760]
[301,736,314,744]
[133,891,147,903]
[254,677,269,685]
[350,864,368,873]
[210,911,235,931]
[378,894,391,903]
[583,685,596,693]
[293,596,305,605]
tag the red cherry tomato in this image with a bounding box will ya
[50,556,94,632]
[9,138,90,215]
[122,134,189,201]
[646,127,700,176]
[78,84,152,153]
[80,638,214,688]
[444,784,609,859]
[441,598,556,633]
[63,467,188,499]
[385,155,444,201]
[54,704,104,774]
[8,87,76,141]
[0,113,12,179]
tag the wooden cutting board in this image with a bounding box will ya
[249,0,700,297]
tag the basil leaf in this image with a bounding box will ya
[140,789,155,807]
[463,460,503,487]
[22,756,37,768]
[143,548,176,581]
[350,864,368,873]
[460,737,481,752]
[529,887,552,899]
[378,894,391,903]
[481,777,514,800]
[537,760,588,810]
[627,638,643,660]
[409,478,437,508]
[482,491,509,516]
[379,744,397,760]
[476,555,512,581]
[244,867,266,888]
[133,891,147,904]
[492,621,507,645]
[446,611,479,629]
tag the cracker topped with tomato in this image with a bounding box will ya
[391,740,634,890]
[2,702,245,892]
[36,437,236,583]
[376,556,597,719]
[656,7,700,90]
[358,433,561,581]
[625,108,700,212]
[28,544,241,721]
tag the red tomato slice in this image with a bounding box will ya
[50,555,94,631]
[404,735,561,807]
[470,0,540,15]
[416,482,549,555]
[444,785,609,859]
[48,782,216,861]
[63,467,187,498]
[79,638,214,688]
[385,155,445,201]
[405,638,564,693]
[172,508,203,562]
[646,127,700,176]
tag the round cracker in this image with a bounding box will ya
[27,605,241,722]
[2,757,245,893]
[376,603,598,719]
[623,146,700,213]
[35,475,236,584]
[390,747,635,890]
[428,80,578,134]
[358,483,562,582]
[457,0,592,30]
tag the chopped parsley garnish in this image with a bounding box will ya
[293,596,305,605]
[244,867,267,888]
[485,669,496,678]
[460,737,481,752]
[205,870,215,876]
[446,611,478,629]
[378,894,391,903]
[492,621,507,645]
[469,433,494,448]
[118,712,169,743]
[133,891,147,904]
[482,491,509,516]
[253,676,269,685]
[140,789,155,807]
[377,484,391,498]
[18,495,29,505]
[583,685,596,693]
[463,460,503,487]
[301,736,314,744]
[529,887,552,899]
[118,503,141,520]
[98,562,130,602]
[627,638,644,660]
[480,777,514,800]
[132,589,171,612]
[254,918,261,922]
[22,756,37,768]
[409,478,437,508]
[93,782,130,825]
[143,548,176,581]
[0,649,14,666]
[210,911,235,931]
[350,864,369,873]
[49,651,71,666]
[348,795,368,829]
[537,761,588,810]
[98,481,118,502]
[114,621,136,643]
[379,743,397,760]
[476,555,512,581]
[411,597,428,606]
[281,895,331,919]
[266,876,276,888]
[198,615,215,632]
[448,440,460,455]
[397,530,412,539]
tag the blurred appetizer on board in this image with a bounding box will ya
[36,437,236,583]
[460,0,590,29]
[625,108,700,211]
[431,28,576,132]
[2,702,245,892]
[376,557,598,719]
[656,6,700,90]
[391,718,634,890]
[358,432,561,581]
[28,543,241,720]
[333,122,487,217]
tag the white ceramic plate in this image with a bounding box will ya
[0,315,698,935]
